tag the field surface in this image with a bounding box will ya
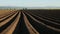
[0,9,60,34]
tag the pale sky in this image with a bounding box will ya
[0,0,60,7]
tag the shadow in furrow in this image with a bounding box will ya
[0,12,19,33]
[24,12,60,34]
[13,12,29,34]
[26,11,60,24]
[0,11,16,22]
[37,15,60,24]
[25,11,60,29]
[0,11,16,19]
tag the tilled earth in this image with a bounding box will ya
[0,9,60,34]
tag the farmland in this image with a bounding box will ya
[0,9,60,34]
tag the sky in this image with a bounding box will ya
[0,0,60,7]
